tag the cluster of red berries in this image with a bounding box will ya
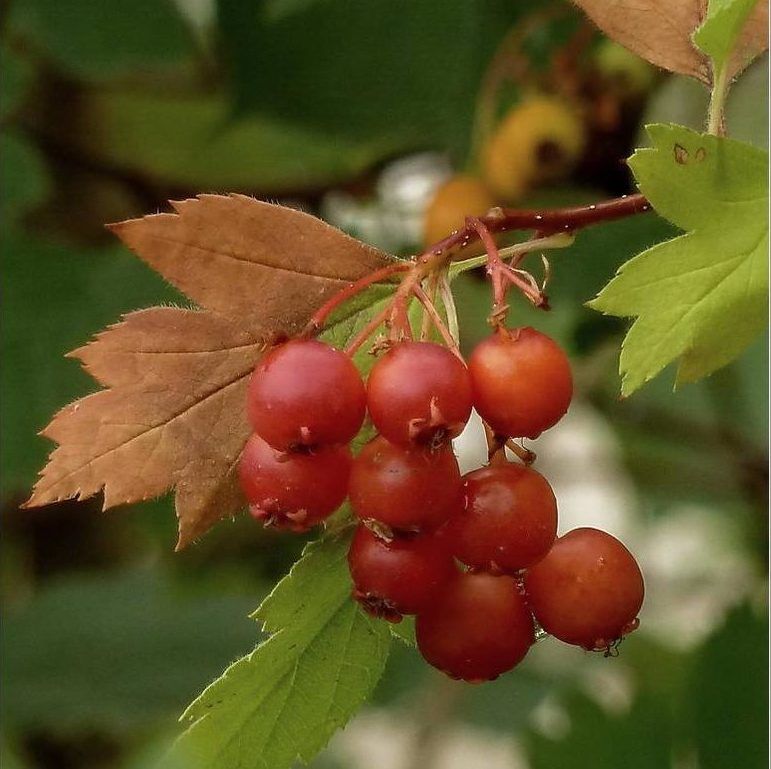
[239,328,644,682]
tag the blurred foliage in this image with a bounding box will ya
[1,0,767,768]
[2,570,262,734]
[216,0,525,158]
[8,0,197,80]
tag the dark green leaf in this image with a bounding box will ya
[686,603,768,769]
[9,0,196,80]
[1,570,260,733]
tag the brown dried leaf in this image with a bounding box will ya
[107,194,390,335]
[27,197,393,547]
[26,308,264,548]
[571,0,767,83]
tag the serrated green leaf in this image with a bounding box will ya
[589,124,768,395]
[167,533,391,769]
[693,0,760,72]
[389,616,417,646]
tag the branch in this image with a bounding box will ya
[426,193,651,262]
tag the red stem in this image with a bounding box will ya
[307,193,650,338]
[303,261,409,337]
[343,304,392,356]
[427,193,651,260]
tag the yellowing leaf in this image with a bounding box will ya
[589,124,768,394]
[26,197,395,547]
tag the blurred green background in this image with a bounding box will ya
[1,1,767,768]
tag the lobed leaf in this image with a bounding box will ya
[107,194,391,335]
[589,124,768,395]
[167,533,392,769]
[25,308,264,549]
[26,196,396,547]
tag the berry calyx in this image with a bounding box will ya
[348,525,456,622]
[423,175,496,249]
[524,527,644,652]
[238,434,351,531]
[482,95,586,202]
[366,341,473,448]
[444,462,557,573]
[468,326,573,439]
[416,571,535,682]
[348,435,462,534]
[247,339,366,451]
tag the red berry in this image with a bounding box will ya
[247,339,366,451]
[348,525,456,622]
[468,327,572,439]
[366,341,473,447]
[445,462,557,573]
[524,527,644,651]
[348,436,462,533]
[416,572,535,682]
[238,434,351,531]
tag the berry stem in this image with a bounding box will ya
[505,439,537,466]
[306,194,649,340]
[344,304,392,356]
[437,274,460,346]
[412,283,461,355]
[419,273,440,341]
[303,261,410,337]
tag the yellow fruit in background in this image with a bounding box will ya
[482,96,586,202]
[423,175,496,247]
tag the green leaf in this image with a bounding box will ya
[693,0,760,72]
[0,131,51,228]
[215,0,522,156]
[389,616,416,646]
[167,533,392,769]
[49,89,403,193]
[0,45,34,120]
[2,570,260,733]
[589,124,768,395]
[686,603,768,769]
[8,0,196,81]
[526,690,674,769]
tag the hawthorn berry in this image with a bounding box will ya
[468,326,573,439]
[366,341,473,447]
[348,525,456,622]
[482,95,586,201]
[238,434,351,532]
[416,571,535,682]
[445,461,557,573]
[524,527,644,651]
[247,338,366,451]
[423,175,495,248]
[348,435,462,533]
